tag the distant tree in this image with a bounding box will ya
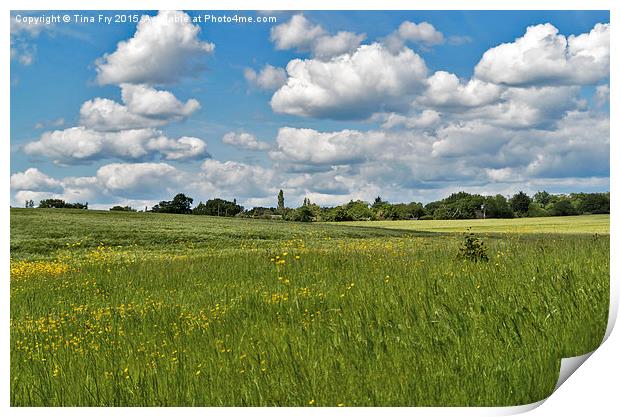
[152,193,193,214]
[288,204,316,222]
[577,193,610,214]
[25,200,35,208]
[483,195,514,218]
[372,196,384,209]
[344,200,373,221]
[510,191,532,216]
[550,198,578,216]
[432,192,484,219]
[533,191,552,207]
[110,205,136,212]
[277,190,285,212]
[193,198,243,217]
[38,199,87,209]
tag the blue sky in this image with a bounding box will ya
[10,10,610,209]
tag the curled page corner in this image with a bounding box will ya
[554,351,594,392]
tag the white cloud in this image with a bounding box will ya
[95,10,215,85]
[120,84,200,118]
[270,14,365,60]
[96,162,182,195]
[475,23,609,86]
[418,71,503,109]
[198,160,275,198]
[270,14,326,51]
[222,132,271,151]
[313,31,366,59]
[80,98,166,131]
[381,110,441,130]
[397,21,444,45]
[80,85,200,131]
[244,65,287,91]
[270,126,430,166]
[23,126,209,164]
[271,42,427,119]
[383,21,444,52]
[10,168,62,191]
[456,85,583,129]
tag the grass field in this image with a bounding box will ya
[340,214,610,235]
[10,208,610,406]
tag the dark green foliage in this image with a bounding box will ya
[277,190,285,212]
[431,192,485,220]
[483,195,514,218]
[573,192,610,214]
[109,206,136,212]
[457,230,489,262]
[193,198,244,217]
[533,191,552,206]
[152,193,194,214]
[510,191,532,216]
[38,199,88,209]
[550,198,578,216]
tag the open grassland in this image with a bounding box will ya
[10,208,609,406]
[340,214,610,235]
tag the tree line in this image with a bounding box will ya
[27,189,609,222]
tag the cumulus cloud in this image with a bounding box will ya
[23,127,209,164]
[222,132,271,151]
[80,98,167,131]
[475,23,609,86]
[80,85,200,131]
[10,162,185,206]
[270,14,326,51]
[10,168,62,192]
[120,84,200,118]
[270,126,430,166]
[244,65,287,91]
[381,110,441,130]
[271,42,427,119]
[313,31,367,60]
[270,14,365,59]
[382,21,445,52]
[96,162,182,196]
[454,85,583,129]
[95,10,215,85]
[198,160,275,198]
[418,71,503,109]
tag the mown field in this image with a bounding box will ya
[341,214,610,235]
[10,208,610,406]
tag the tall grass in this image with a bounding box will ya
[10,209,609,406]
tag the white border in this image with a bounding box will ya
[2,1,617,415]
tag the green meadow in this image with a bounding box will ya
[10,208,610,406]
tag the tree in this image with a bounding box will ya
[151,193,193,214]
[550,198,578,216]
[277,190,285,212]
[483,195,514,218]
[38,199,87,209]
[577,193,610,214]
[533,191,552,207]
[110,205,136,212]
[25,200,35,208]
[193,198,243,217]
[510,191,532,216]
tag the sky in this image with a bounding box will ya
[9,10,610,209]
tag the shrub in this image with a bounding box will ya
[457,230,489,262]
